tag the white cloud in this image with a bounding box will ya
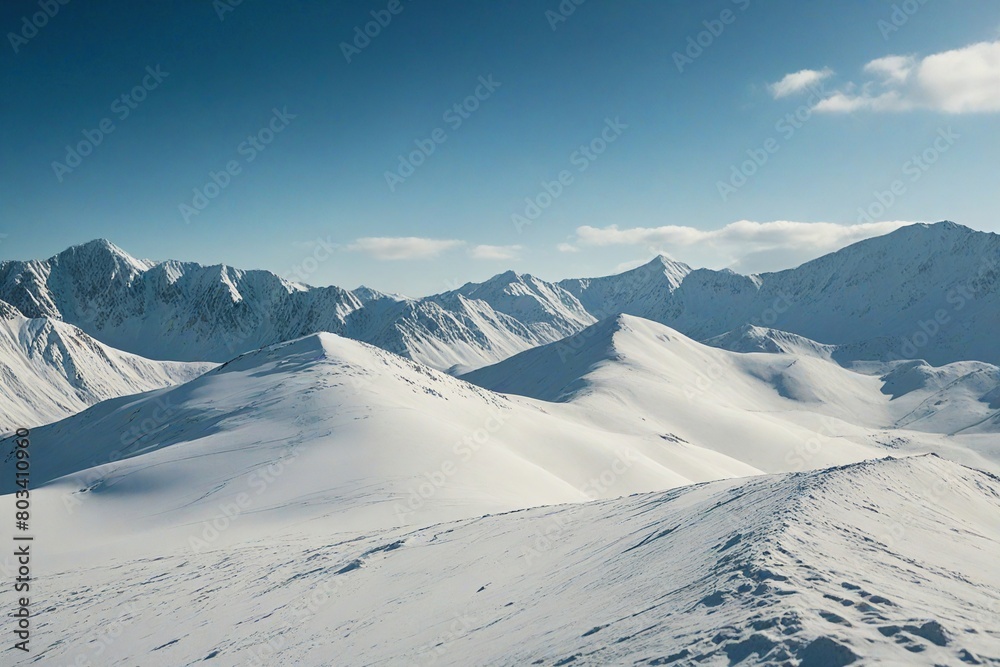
[556,242,579,253]
[469,244,522,261]
[570,220,916,272]
[863,55,915,84]
[810,41,1000,113]
[812,89,911,113]
[347,237,464,260]
[768,68,834,98]
[918,41,1000,112]
[576,220,911,248]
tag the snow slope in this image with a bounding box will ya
[689,324,1000,436]
[18,455,1000,666]
[462,314,1000,446]
[0,299,212,432]
[7,331,776,542]
[880,359,1000,434]
[13,314,998,545]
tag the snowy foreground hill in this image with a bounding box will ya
[15,456,1000,666]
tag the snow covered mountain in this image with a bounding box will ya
[10,315,996,543]
[7,328,888,538]
[705,324,839,359]
[0,239,591,370]
[1,221,996,375]
[0,298,212,432]
[559,253,692,318]
[568,222,1000,367]
[19,455,1000,666]
[739,221,1000,366]
[0,239,363,362]
[463,314,1000,443]
[436,271,595,340]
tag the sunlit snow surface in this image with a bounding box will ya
[18,456,1000,666]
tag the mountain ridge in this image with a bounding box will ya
[1,221,997,369]
[0,297,213,432]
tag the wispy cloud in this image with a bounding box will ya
[785,41,1000,113]
[575,220,911,248]
[570,220,917,272]
[347,237,464,260]
[468,244,522,261]
[768,68,834,98]
[864,55,915,85]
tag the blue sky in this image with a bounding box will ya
[2,0,999,295]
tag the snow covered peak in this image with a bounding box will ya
[639,252,693,282]
[211,331,384,376]
[783,220,990,277]
[460,315,692,401]
[351,285,408,303]
[53,238,152,275]
[902,219,970,235]
[457,269,560,299]
[705,324,837,358]
[558,255,692,321]
[61,238,126,255]
[80,238,123,250]
[440,270,595,334]
[483,268,524,283]
[0,304,213,432]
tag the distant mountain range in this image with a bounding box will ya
[1,222,996,375]
[0,238,592,372]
